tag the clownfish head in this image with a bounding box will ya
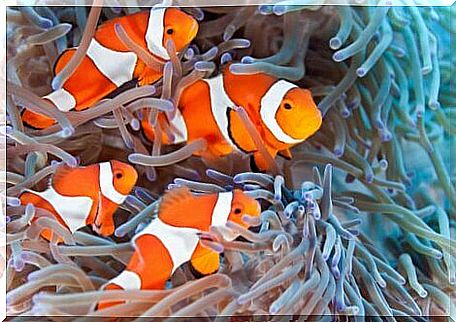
[163,8,199,52]
[227,189,261,229]
[110,160,138,196]
[146,7,198,60]
[94,160,138,236]
[259,81,322,149]
[277,87,322,141]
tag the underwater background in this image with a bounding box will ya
[3,0,456,320]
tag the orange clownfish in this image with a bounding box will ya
[19,160,138,239]
[21,7,199,129]
[97,187,261,310]
[142,64,322,171]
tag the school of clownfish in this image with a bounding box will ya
[17,4,323,310]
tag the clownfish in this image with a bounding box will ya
[97,187,261,310]
[21,7,199,129]
[142,64,322,171]
[19,160,138,239]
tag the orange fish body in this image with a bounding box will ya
[142,65,322,170]
[22,7,199,129]
[19,160,138,239]
[97,187,261,309]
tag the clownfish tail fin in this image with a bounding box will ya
[96,281,125,310]
[20,48,77,130]
[53,48,76,76]
[21,109,57,130]
[97,270,142,310]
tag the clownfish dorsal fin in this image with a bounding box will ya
[278,148,293,160]
[159,186,194,215]
[51,164,98,199]
[51,165,75,189]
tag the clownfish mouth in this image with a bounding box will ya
[305,116,323,130]
[291,114,323,139]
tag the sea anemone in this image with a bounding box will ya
[3,1,455,320]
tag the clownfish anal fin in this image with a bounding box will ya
[189,242,220,277]
[278,148,293,160]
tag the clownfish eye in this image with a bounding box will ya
[284,103,292,110]
[234,208,242,215]
[115,172,123,179]
[166,28,174,35]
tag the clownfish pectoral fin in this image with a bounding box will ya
[92,195,117,236]
[278,148,293,160]
[227,108,256,154]
[252,147,278,172]
[137,65,162,86]
[190,242,220,277]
